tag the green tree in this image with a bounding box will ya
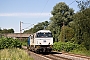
[49,2,74,42]
[8,29,14,33]
[24,21,49,33]
[76,0,90,11]
[73,8,90,50]
[2,29,8,33]
[50,2,74,27]
[0,28,14,34]
[48,22,60,42]
[0,28,2,33]
[58,26,74,42]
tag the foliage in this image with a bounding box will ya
[0,37,22,49]
[8,29,14,33]
[0,48,33,60]
[55,43,89,56]
[72,8,90,50]
[20,39,27,46]
[70,46,90,56]
[58,26,74,42]
[0,28,14,33]
[76,0,90,11]
[50,2,74,26]
[24,21,49,33]
[48,2,74,42]
[53,42,79,52]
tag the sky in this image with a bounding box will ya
[0,0,79,33]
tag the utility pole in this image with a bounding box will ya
[63,21,65,42]
[20,21,23,33]
[20,21,22,40]
[20,21,21,33]
[20,21,34,33]
[20,21,24,40]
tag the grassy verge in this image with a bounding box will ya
[0,48,33,60]
[69,49,90,56]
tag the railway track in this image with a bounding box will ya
[60,52,90,60]
[43,54,71,60]
[22,46,90,60]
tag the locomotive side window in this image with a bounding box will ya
[31,36,33,39]
[33,35,34,43]
[31,35,34,43]
[31,35,34,39]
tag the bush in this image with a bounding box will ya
[0,37,22,49]
[20,39,27,46]
[53,42,79,52]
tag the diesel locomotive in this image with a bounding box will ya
[27,30,53,53]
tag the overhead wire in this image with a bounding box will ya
[22,24,34,30]
[20,22,34,31]
[41,0,49,14]
[68,0,76,6]
[21,0,49,31]
[38,0,49,18]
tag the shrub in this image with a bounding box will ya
[53,42,79,52]
[0,37,22,49]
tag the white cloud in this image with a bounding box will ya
[0,13,52,17]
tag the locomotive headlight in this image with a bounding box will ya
[48,42,50,45]
[39,43,41,45]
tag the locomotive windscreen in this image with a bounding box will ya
[36,33,53,38]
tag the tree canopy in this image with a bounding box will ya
[76,0,90,11]
[72,8,90,50]
[48,2,74,42]
[0,28,14,34]
[50,2,74,26]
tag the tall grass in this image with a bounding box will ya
[0,48,33,60]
